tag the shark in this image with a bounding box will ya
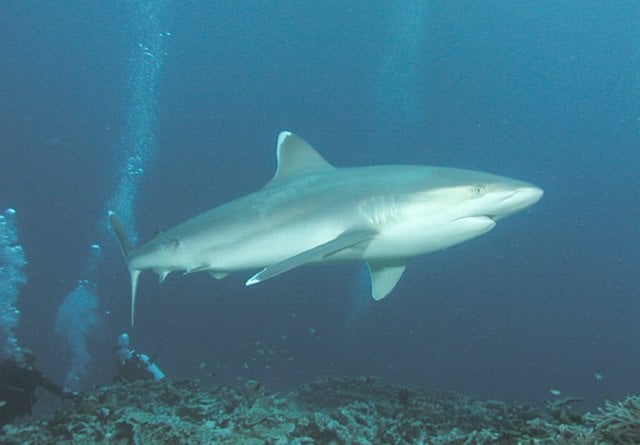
[110,131,543,325]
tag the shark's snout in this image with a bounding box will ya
[491,185,543,221]
[512,185,544,208]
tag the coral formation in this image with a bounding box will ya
[585,395,640,445]
[0,376,637,444]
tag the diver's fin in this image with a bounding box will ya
[367,261,407,300]
[246,229,376,285]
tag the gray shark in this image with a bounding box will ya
[110,131,543,324]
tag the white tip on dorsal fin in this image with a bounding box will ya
[265,131,334,187]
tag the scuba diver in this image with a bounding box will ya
[113,333,165,382]
[0,348,77,427]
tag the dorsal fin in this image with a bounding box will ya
[265,131,334,187]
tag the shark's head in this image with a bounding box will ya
[453,171,543,222]
[436,170,543,229]
[392,167,543,252]
[433,169,543,224]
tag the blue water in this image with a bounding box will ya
[1,1,638,411]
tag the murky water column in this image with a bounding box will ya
[344,265,374,329]
[0,209,27,361]
[374,1,428,124]
[55,1,169,390]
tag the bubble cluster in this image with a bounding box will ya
[0,208,27,360]
[56,0,169,390]
[106,0,169,244]
[55,276,99,391]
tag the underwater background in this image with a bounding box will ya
[1,0,638,418]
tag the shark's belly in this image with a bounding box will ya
[208,212,496,270]
[324,215,497,262]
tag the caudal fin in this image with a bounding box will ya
[107,211,140,326]
[108,211,134,257]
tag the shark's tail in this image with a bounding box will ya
[108,211,140,326]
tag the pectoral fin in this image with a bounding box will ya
[246,229,377,285]
[367,261,407,300]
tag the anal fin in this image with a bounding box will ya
[246,229,377,285]
[210,271,229,280]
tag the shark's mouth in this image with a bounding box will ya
[481,215,498,223]
[451,215,498,231]
[453,214,495,222]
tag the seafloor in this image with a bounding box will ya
[0,376,638,444]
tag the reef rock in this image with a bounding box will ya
[0,377,636,444]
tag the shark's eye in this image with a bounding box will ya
[473,185,486,198]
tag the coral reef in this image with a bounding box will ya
[0,376,637,444]
[585,395,640,445]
